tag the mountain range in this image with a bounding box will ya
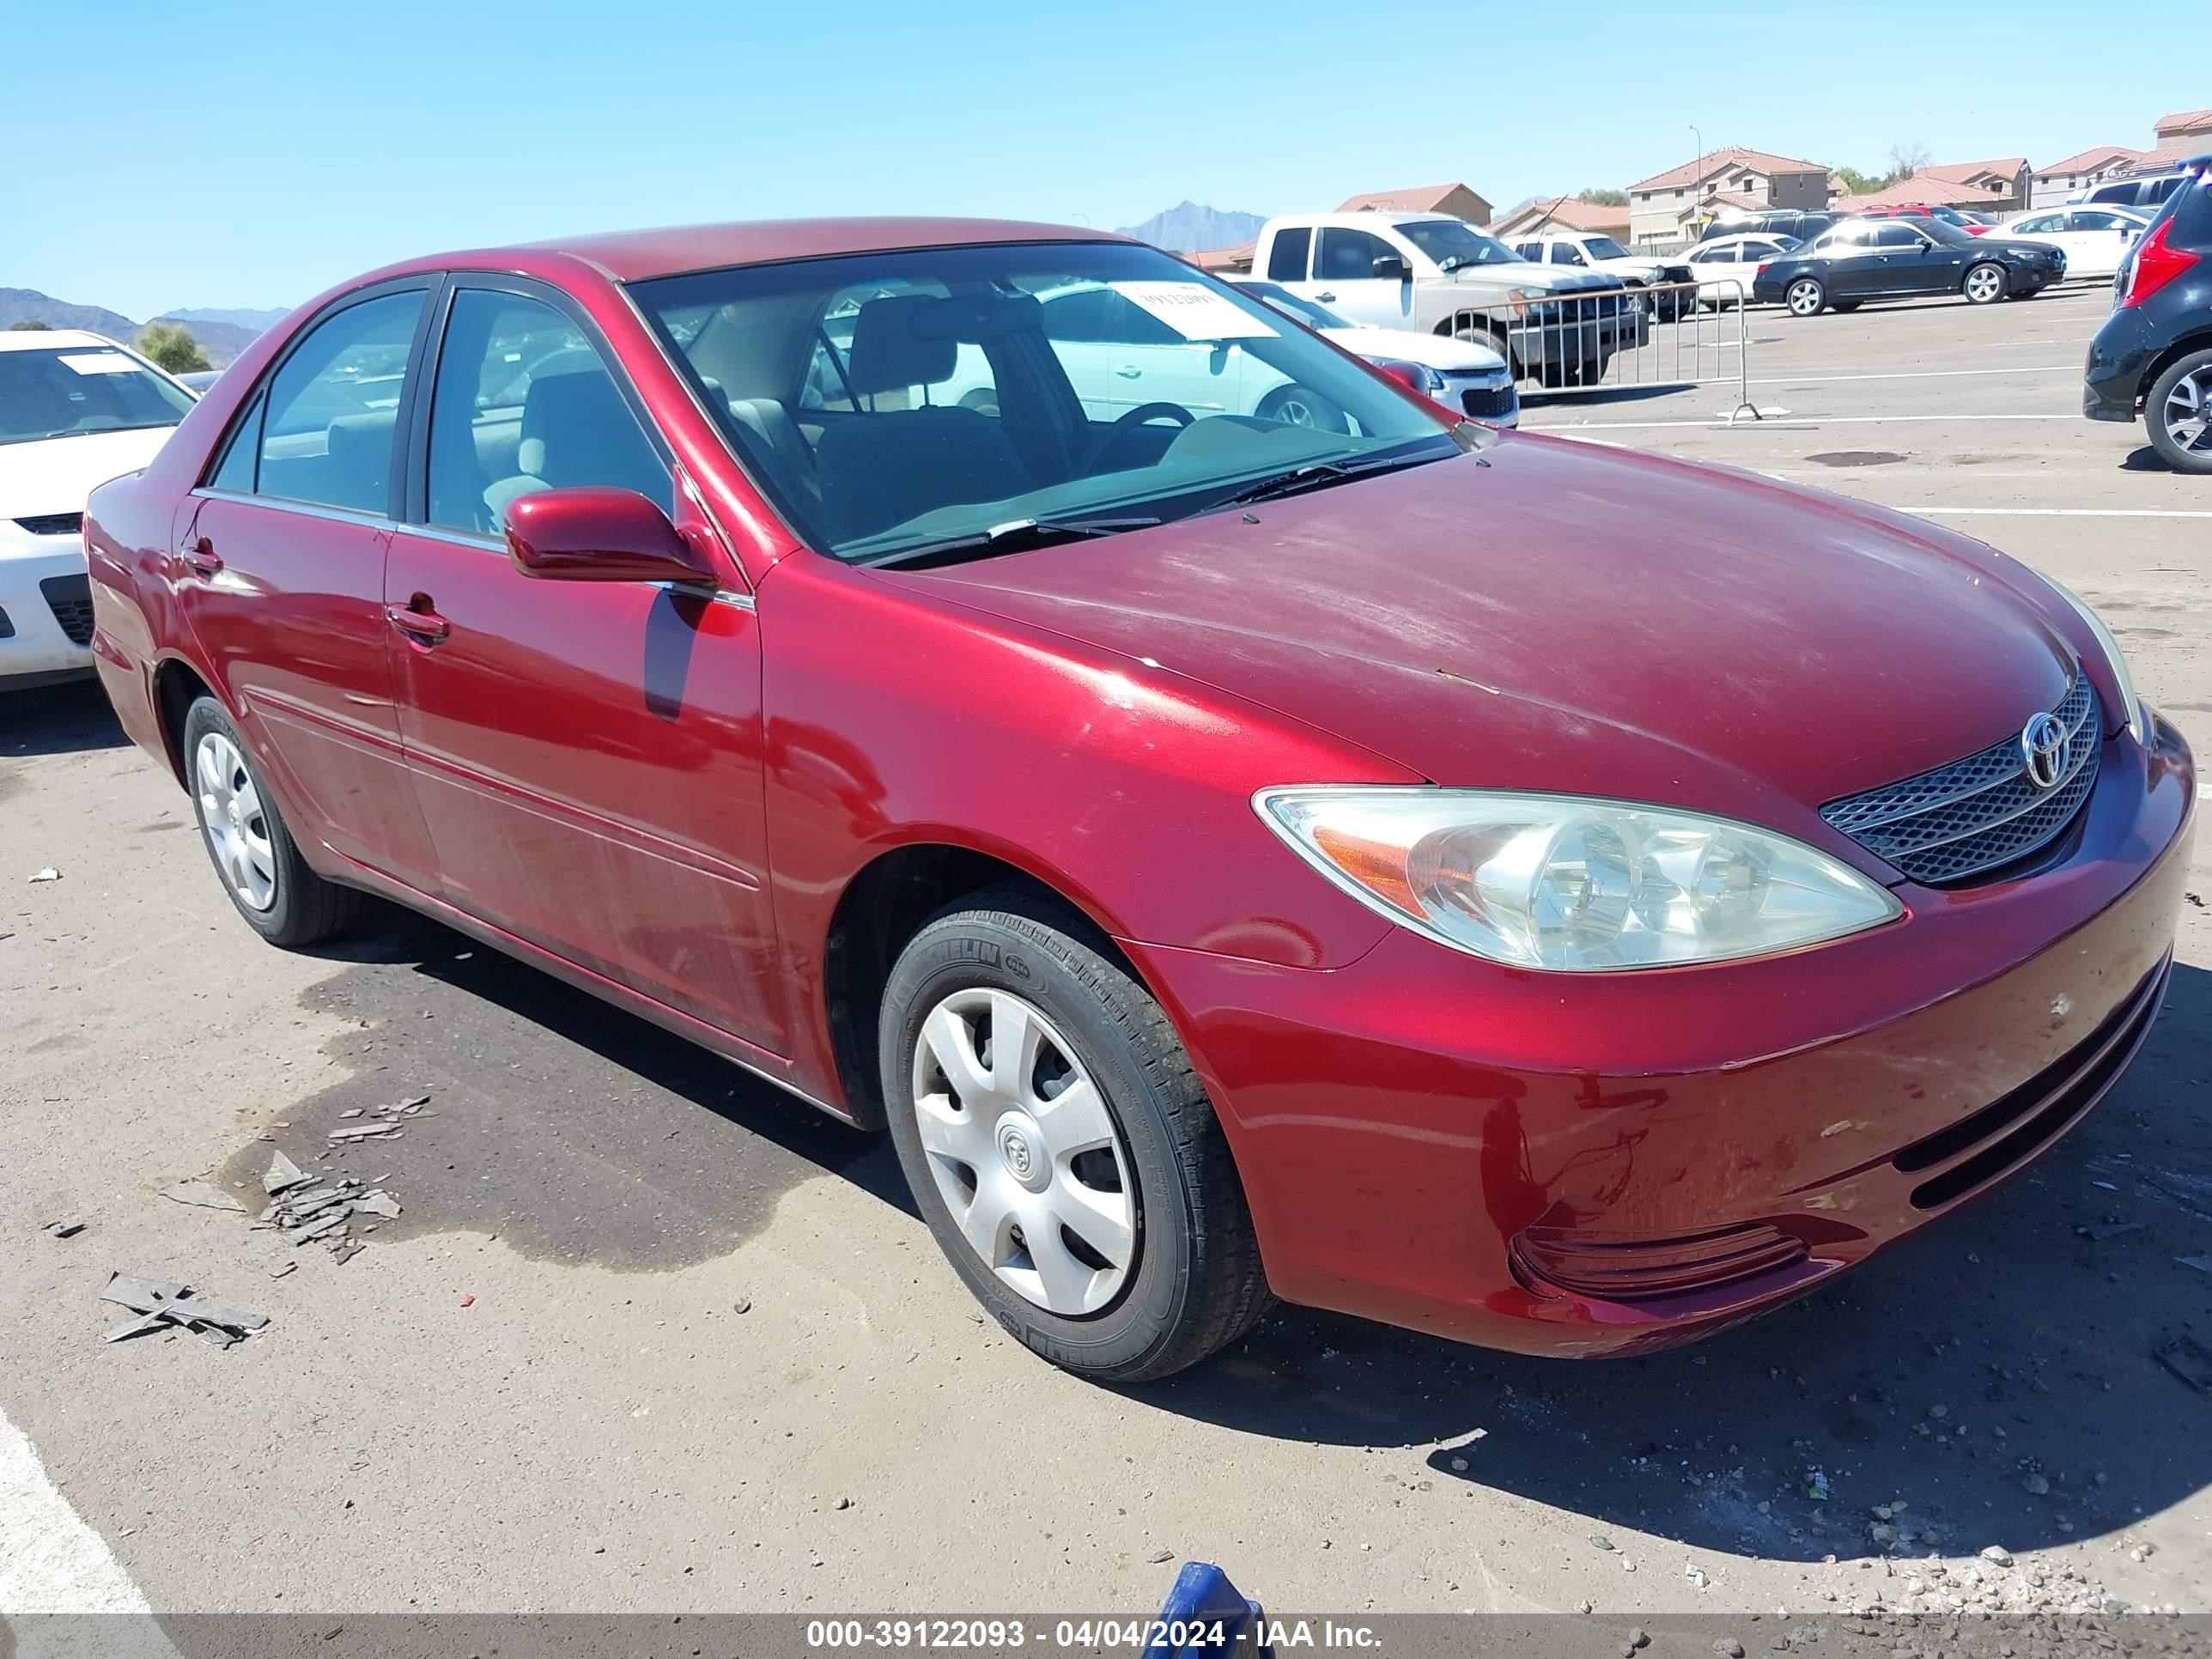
[1114,203,1267,252]
[1,288,276,367]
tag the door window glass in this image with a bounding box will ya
[256,291,425,514]
[2070,210,2128,231]
[1316,228,1397,281]
[1549,243,1585,265]
[1873,224,1927,247]
[425,289,672,535]
[1265,227,1310,282]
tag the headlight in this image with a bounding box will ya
[2035,571,2150,744]
[1255,787,1901,972]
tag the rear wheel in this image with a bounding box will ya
[2147,349,2212,475]
[879,887,1269,1381]
[1785,277,1826,317]
[1255,383,1349,432]
[1962,262,2008,305]
[181,696,366,947]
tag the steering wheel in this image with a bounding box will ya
[1082,401,1195,472]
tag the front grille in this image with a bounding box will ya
[1819,672,2100,885]
[15,511,83,538]
[1893,957,2167,1209]
[40,574,95,647]
[1460,382,1516,420]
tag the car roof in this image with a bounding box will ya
[386,218,1127,286]
[0,328,129,354]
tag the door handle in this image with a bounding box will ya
[180,538,223,579]
[1315,291,1337,302]
[386,599,451,644]
[1114,366,1141,379]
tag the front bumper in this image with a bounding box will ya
[1437,369,1518,427]
[1130,716,2195,1358]
[2083,304,2159,422]
[0,535,97,687]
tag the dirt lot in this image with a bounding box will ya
[3,282,2208,1629]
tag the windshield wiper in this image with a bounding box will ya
[858,515,1162,569]
[1201,449,1444,514]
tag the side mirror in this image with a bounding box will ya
[1371,255,1412,283]
[506,487,716,585]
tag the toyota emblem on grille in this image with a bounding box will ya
[2020,712,2068,790]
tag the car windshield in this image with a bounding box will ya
[633,240,1465,564]
[0,344,195,446]
[1232,281,1349,330]
[1392,220,1522,270]
[1583,237,1632,261]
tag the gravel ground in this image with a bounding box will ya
[3,282,2207,1635]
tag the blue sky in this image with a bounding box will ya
[13,0,2203,321]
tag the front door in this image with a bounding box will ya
[385,280,787,1050]
[175,284,440,888]
[1301,227,1417,327]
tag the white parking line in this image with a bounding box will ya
[1527,413,2075,432]
[1915,507,2212,520]
[1746,364,2075,386]
[0,1408,158,1619]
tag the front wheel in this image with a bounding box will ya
[2147,349,2212,475]
[182,696,366,947]
[1963,262,2008,305]
[1786,277,1826,317]
[879,887,1270,1381]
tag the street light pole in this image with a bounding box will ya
[1690,125,1705,239]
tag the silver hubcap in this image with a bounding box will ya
[1967,267,2001,301]
[1274,394,1317,427]
[194,732,277,912]
[910,988,1136,1316]
[2162,368,2211,454]
[1789,282,1820,315]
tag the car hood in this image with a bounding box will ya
[1447,263,1619,295]
[904,434,2079,837]
[1977,238,2063,261]
[1322,325,1506,373]
[0,427,179,522]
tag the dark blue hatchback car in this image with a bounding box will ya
[2084,155,2212,474]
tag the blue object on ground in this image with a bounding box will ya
[1145,1560,1271,1658]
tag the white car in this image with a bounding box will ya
[1232,281,1517,426]
[2,331,197,689]
[1681,233,1800,308]
[1993,205,2151,282]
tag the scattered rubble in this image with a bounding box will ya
[2075,1218,2143,1241]
[255,1146,404,1265]
[29,867,60,883]
[329,1121,403,1142]
[100,1271,268,1350]
[42,1218,87,1239]
[161,1179,246,1212]
[2155,1334,2212,1393]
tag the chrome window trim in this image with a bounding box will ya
[188,486,393,532]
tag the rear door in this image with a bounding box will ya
[383,276,786,1049]
[176,282,441,888]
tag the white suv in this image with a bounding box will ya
[1507,233,1697,319]
[2,331,196,689]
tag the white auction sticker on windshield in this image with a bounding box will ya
[58,352,140,375]
[1110,283,1278,340]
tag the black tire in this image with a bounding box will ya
[1963,262,2008,305]
[180,696,366,947]
[2146,348,2212,475]
[1539,356,1607,389]
[1453,326,1520,380]
[1784,276,1826,318]
[1255,383,1349,433]
[879,885,1270,1381]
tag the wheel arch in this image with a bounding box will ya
[151,655,220,790]
[2138,329,2212,412]
[820,839,1158,1130]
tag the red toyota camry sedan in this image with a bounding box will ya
[85,220,2193,1381]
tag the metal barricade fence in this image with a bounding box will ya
[1446,278,1760,422]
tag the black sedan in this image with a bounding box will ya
[2085,155,2211,474]
[1752,217,2064,317]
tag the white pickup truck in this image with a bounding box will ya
[1248,211,1646,386]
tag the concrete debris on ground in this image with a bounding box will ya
[253,1146,403,1265]
[100,1271,269,1350]
[28,866,60,882]
[2156,1334,2212,1393]
[161,1178,246,1212]
[42,1218,87,1238]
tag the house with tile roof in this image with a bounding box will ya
[2031,145,2148,207]
[1915,157,2030,209]
[2143,107,2212,168]
[1625,146,1829,248]
[1336,183,1495,225]
[1489,195,1631,240]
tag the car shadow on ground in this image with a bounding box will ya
[1141,959,2212,1567]
[1521,383,1694,410]
[1,678,129,757]
[2119,446,2177,472]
